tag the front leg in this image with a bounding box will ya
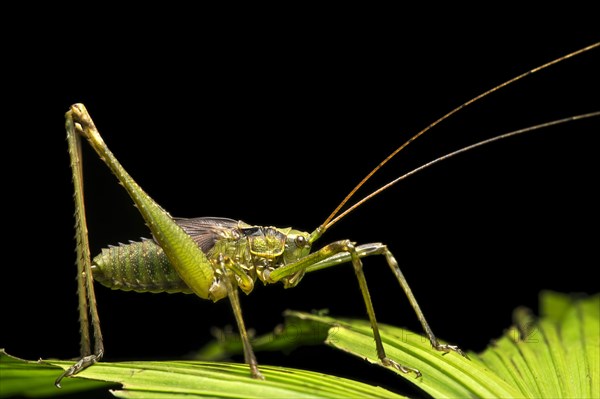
[271,241,468,376]
[382,246,467,357]
[308,242,467,357]
[268,240,422,377]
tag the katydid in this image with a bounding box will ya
[56,42,599,387]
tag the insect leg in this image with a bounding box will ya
[67,104,215,299]
[382,247,466,355]
[346,242,422,376]
[56,112,105,388]
[58,104,217,384]
[268,241,421,376]
[381,246,466,355]
[270,241,467,375]
[306,243,467,356]
[217,255,264,380]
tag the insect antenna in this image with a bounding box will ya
[325,111,600,231]
[310,41,599,242]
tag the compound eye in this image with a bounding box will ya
[295,235,307,248]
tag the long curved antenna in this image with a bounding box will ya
[315,42,599,239]
[323,111,599,231]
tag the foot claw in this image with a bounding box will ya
[55,353,102,388]
[382,357,421,378]
[434,343,469,359]
[250,366,265,380]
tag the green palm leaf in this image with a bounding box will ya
[1,291,596,398]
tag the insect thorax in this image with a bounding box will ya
[230,222,312,287]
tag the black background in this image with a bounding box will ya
[2,20,598,398]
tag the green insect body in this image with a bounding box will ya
[92,217,312,299]
[58,103,463,387]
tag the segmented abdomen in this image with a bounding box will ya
[92,239,192,294]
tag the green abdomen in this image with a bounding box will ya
[92,239,192,294]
